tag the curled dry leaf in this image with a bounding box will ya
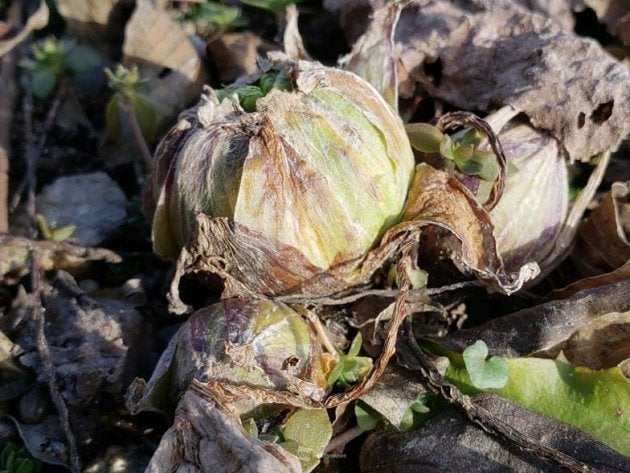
[2,415,69,467]
[206,32,264,84]
[0,0,49,57]
[572,181,630,277]
[439,278,630,357]
[360,394,630,473]
[123,0,208,131]
[391,0,630,161]
[0,235,121,286]
[145,388,301,473]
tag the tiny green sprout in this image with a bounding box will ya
[327,333,373,390]
[463,340,508,390]
[182,2,248,33]
[0,442,42,473]
[20,37,101,99]
[241,0,301,14]
[216,68,293,112]
[36,214,76,242]
[405,122,499,182]
[104,65,157,147]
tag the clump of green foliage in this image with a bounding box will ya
[0,443,42,473]
[181,1,248,34]
[20,37,101,99]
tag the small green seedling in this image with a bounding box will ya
[182,2,248,33]
[462,340,508,390]
[0,442,42,473]
[20,37,101,99]
[104,65,157,144]
[405,122,499,182]
[36,214,75,242]
[327,333,373,390]
[354,402,383,431]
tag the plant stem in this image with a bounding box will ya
[120,96,153,169]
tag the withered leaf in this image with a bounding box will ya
[339,1,401,109]
[54,0,128,54]
[384,163,538,295]
[15,272,142,406]
[438,279,630,357]
[0,235,121,286]
[572,181,630,277]
[145,388,301,473]
[360,394,630,473]
[123,0,208,131]
[563,311,630,370]
[0,0,49,57]
[392,0,630,160]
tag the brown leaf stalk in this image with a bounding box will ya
[119,96,153,169]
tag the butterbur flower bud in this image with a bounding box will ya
[463,108,569,270]
[144,59,415,271]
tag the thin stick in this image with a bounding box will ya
[30,257,81,473]
[0,1,21,233]
[294,305,340,359]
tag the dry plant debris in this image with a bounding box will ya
[0,0,628,472]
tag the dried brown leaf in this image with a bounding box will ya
[206,32,263,84]
[123,0,208,130]
[394,0,630,160]
[0,235,121,286]
[283,4,311,61]
[572,182,630,277]
[360,394,630,473]
[145,388,301,473]
[439,279,630,357]
[385,163,538,294]
[339,1,402,109]
[14,272,142,405]
[54,0,128,53]
[563,311,630,370]
[0,0,49,57]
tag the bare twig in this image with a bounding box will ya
[11,76,68,229]
[30,256,81,473]
[0,0,21,233]
[398,326,601,473]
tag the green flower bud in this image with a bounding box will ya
[145,60,415,271]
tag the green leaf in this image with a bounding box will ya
[439,135,457,161]
[16,458,34,473]
[405,123,444,153]
[348,332,362,358]
[454,156,484,176]
[31,69,57,99]
[279,409,332,472]
[242,417,259,437]
[241,0,300,13]
[236,85,264,112]
[50,225,76,242]
[354,402,382,431]
[1,443,16,466]
[326,360,344,386]
[131,94,157,142]
[105,96,123,142]
[446,356,630,456]
[472,151,500,182]
[66,45,101,74]
[462,340,508,390]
